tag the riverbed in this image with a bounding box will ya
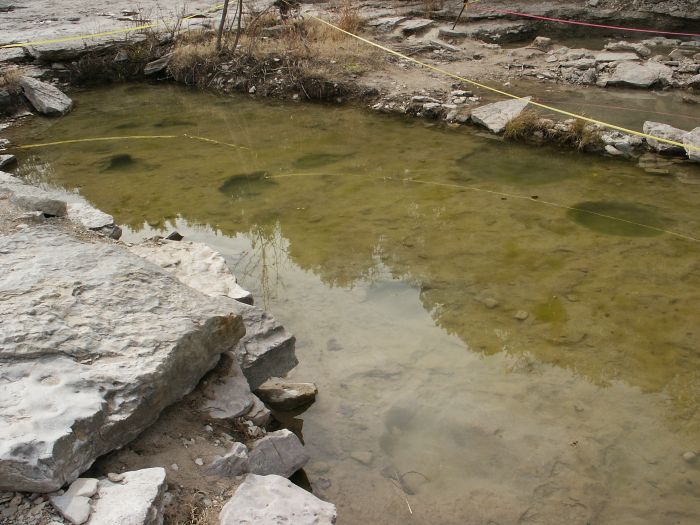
[7,84,700,524]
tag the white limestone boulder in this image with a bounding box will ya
[87,468,167,525]
[219,474,337,525]
[470,97,532,134]
[0,227,245,492]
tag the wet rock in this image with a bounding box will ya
[129,239,253,304]
[0,153,17,169]
[0,228,245,492]
[256,378,318,411]
[604,41,651,58]
[220,474,336,525]
[165,231,183,241]
[19,76,72,116]
[399,19,434,35]
[470,97,532,134]
[606,61,673,88]
[247,429,310,478]
[514,310,529,321]
[143,53,172,75]
[642,121,688,154]
[89,468,166,525]
[684,128,700,162]
[687,74,700,88]
[207,442,249,477]
[49,494,91,524]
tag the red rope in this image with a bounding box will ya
[469,5,700,38]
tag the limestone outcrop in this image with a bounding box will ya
[0,227,245,492]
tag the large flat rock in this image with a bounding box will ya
[219,474,337,525]
[0,227,245,492]
[19,76,73,116]
[470,97,532,134]
[605,61,673,88]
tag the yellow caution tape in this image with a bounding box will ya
[275,171,700,243]
[307,15,700,153]
[0,3,225,49]
[14,133,247,150]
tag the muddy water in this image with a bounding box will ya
[8,85,700,524]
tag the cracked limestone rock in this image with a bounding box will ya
[0,227,245,492]
[642,121,688,154]
[247,429,310,478]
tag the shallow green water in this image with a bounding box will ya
[7,85,700,524]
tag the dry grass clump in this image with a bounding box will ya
[336,0,365,34]
[0,68,23,94]
[503,110,547,141]
[558,118,602,151]
[169,38,219,85]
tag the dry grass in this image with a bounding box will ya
[558,118,602,151]
[169,37,219,85]
[0,68,23,94]
[503,110,546,141]
[336,0,365,34]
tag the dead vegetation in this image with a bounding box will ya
[0,67,23,94]
[505,110,602,151]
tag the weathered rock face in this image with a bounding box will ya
[219,474,337,525]
[470,97,532,134]
[604,41,652,58]
[128,239,253,304]
[247,429,310,478]
[19,76,73,116]
[87,468,166,525]
[684,127,700,162]
[0,228,245,492]
[605,61,673,88]
[256,378,318,411]
[642,121,688,154]
[128,239,298,389]
[201,354,255,420]
[232,304,298,390]
[207,443,249,477]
